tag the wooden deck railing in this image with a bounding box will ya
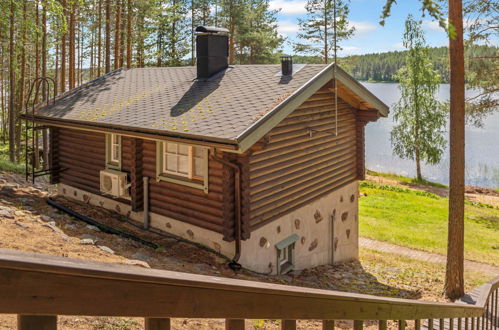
[0,248,497,329]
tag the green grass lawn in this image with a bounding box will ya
[359,181,499,266]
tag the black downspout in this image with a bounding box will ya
[210,149,242,270]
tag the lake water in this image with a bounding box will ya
[362,82,499,189]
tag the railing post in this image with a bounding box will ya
[398,320,406,330]
[282,320,296,330]
[439,318,445,330]
[379,320,387,330]
[225,319,245,330]
[428,319,434,330]
[322,320,334,330]
[145,318,170,330]
[449,318,454,330]
[18,315,57,330]
[354,320,363,330]
[415,319,421,330]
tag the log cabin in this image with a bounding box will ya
[26,27,388,275]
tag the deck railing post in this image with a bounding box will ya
[18,315,57,330]
[144,318,171,330]
[282,320,297,330]
[354,320,363,330]
[225,319,245,330]
[398,319,406,330]
[415,319,421,330]
[322,320,334,330]
[379,320,387,330]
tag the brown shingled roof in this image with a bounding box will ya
[32,63,388,150]
[34,65,324,138]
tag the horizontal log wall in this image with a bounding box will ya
[142,140,229,239]
[57,128,106,195]
[248,86,358,229]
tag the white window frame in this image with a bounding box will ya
[156,141,209,193]
[106,134,121,170]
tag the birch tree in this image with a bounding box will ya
[391,15,446,181]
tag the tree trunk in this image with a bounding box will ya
[191,0,195,66]
[8,0,16,162]
[415,146,422,181]
[119,0,125,68]
[126,0,132,68]
[114,0,121,70]
[16,0,28,163]
[60,0,67,92]
[35,0,40,102]
[445,0,466,300]
[69,2,76,89]
[105,0,111,73]
[97,0,102,76]
[42,0,49,168]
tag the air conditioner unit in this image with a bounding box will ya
[100,169,130,198]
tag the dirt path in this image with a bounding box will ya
[360,237,499,276]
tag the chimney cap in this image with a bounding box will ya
[195,26,229,34]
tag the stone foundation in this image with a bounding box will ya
[58,181,359,274]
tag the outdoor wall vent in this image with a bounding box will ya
[281,56,293,76]
[195,26,229,79]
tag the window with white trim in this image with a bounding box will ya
[106,134,121,169]
[157,142,209,192]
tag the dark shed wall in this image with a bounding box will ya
[247,85,358,229]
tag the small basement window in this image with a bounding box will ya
[275,234,299,274]
[106,134,121,170]
[156,142,209,193]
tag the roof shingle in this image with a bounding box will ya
[35,65,328,142]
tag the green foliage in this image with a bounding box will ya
[232,0,284,64]
[359,182,499,265]
[380,0,448,35]
[391,15,446,180]
[463,0,499,127]
[294,0,354,62]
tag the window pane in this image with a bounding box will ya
[178,155,189,174]
[194,157,204,178]
[166,154,177,172]
[178,144,189,155]
[112,145,120,162]
[166,142,177,153]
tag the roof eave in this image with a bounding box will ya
[22,114,240,151]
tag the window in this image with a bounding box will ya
[106,134,121,169]
[157,142,208,193]
[275,234,299,274]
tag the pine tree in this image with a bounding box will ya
[294,0,354,63]
[390,15,446,181]
[236,0,283,64]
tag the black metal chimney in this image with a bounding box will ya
[195,26,229,79]
[281,56,293,76]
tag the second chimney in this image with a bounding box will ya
[195,26,229,79]
[281,56,293,76]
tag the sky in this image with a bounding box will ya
[270,0,451,56]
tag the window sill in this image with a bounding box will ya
[106,163,121,171]
[157,173,208,193]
